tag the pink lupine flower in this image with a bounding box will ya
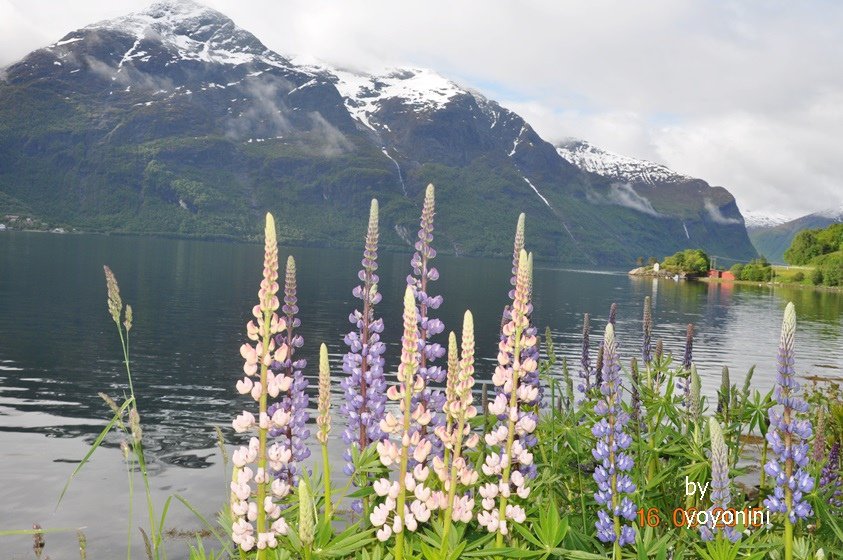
[369,286,431,560]
[229,214,291,555]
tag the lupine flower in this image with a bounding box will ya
[317,344,331,444]
[688,365,701,427]
[655,339,664,363]
[594,303,617,388]
[298,477,316,547]
[700,418,740,542]
[677,324,694,404]
[317,343,333,521]
[592,324,637,548]
[340,200,388,492]
[479,250,535,542]
[436,311,480,544]
[267,256,310,488]
[629,357,642,432]
[371,286,433,556]
[408,185,446,463]
[819,442,841,509]
[642,296,652,365]
[577,313,594,400]
[764,303,814,525]
[230,213,291,553]
[717,365,730,418]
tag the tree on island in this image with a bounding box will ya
[661,249,710,275]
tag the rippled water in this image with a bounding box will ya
[0,231,840,557]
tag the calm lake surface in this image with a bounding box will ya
[1,231,841,557]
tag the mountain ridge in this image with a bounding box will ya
[0,0,758,266]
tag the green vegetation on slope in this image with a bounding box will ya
[784,223,843,286]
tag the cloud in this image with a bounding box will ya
[703,199,741,225]
[589,182,663,217]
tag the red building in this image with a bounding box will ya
[708,269,721,278]
[721,271,736,281]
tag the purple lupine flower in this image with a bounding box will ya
[763,302,814,524]
[577,313,594,400]
[592,324,637,547]
[340,200,388,499]
[700,418,740,542]
[642,296,652,365]
[819,441,841,509]
[677,323,694,405]
[408,185,446,462]
[267,256,311,487]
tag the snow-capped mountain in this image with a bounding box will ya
[741,210,791,230]
[556,139,691,186]
[0,0,758,265]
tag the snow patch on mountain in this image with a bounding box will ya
[74,0,294,69]
[741,209,790,229]
[556,139,692,186]
[332,68,464,130]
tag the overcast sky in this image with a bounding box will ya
[1,0,841,218]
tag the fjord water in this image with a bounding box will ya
[0,231,841,557]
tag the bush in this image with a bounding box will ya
[737,258,772,281]
[792,271,805,282]
[662,249,710,275]
[811,268,824,285]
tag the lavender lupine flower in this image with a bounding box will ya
[677,323,694,404]
[629,357,642,432]
[592,324,637,549]
[819,442,841,509]
[700,418,740,542]
[577,313,594,400]
[371,287,434,556]
[266,256,310,488]
[764,303,814,525]
[230,214,290,553]
[408,185,446,463]
[340,200,388,488]
[478,250,535,541]
[435,311,481,544]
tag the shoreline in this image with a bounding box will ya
[697,276,842,293]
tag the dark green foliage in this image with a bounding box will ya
[735,257,773,281]
[811,268,824,286]
[792,271,805,282]
[661,249,710,275]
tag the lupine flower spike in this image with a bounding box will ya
[479,249,535,545]
[764,303,813,560]
[594,303,617,388]
[341,200,388,508]
[578,313,593,401]
[678,323,694,406]
[592,323,637,557]
[371,286,432,560]
[819,442,841,510]
[267,256,310,488]
[317,343,333,522]
[408,184,446,464]
[231,213,289,554]
[436,311,480,548]
[700,418,740,542]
